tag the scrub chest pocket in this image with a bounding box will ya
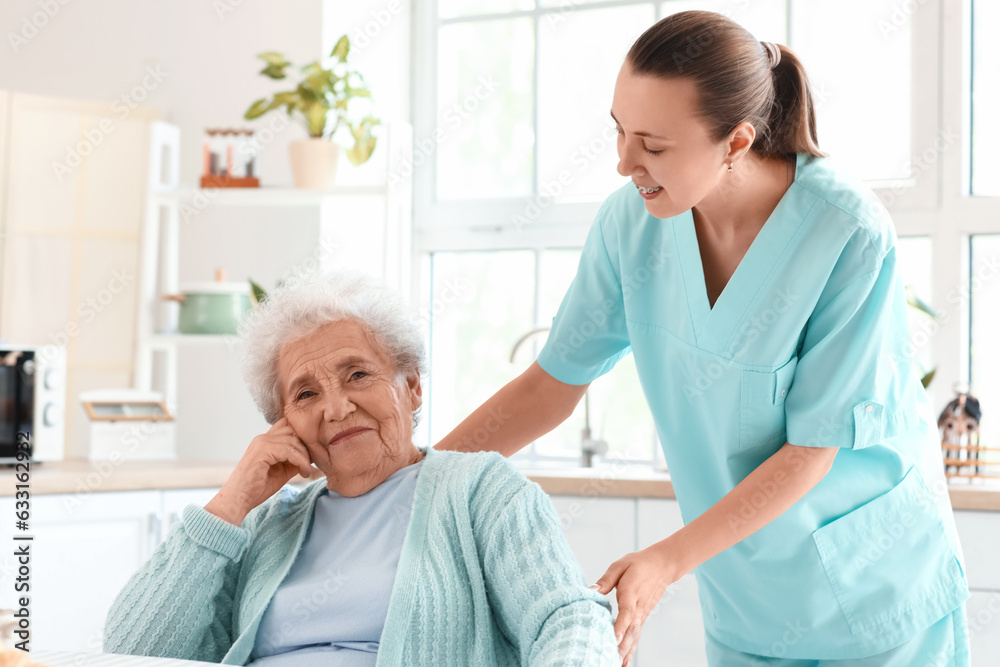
[740,355,797,449]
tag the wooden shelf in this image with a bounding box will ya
[941,444,1000,452]
[945,472,1000,479]
[943,458,999,466]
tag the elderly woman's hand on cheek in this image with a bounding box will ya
[204,417,314,526]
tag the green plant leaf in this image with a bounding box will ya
[331,35,350,62]
[272,91,299,107]
[245,92,302,120]
[300,61,322,75]
[300,61,331,87]
[257,51,289,66]
[244,97,272,120]
[256,53,291,79]
[304,103,328,137]
[249,279,268,305]
[905,284,942,319]
[259,64,289,80]
[921,368,936,388]
[296,82,319,104]
[344,116,381,166]
[306,72,334,96]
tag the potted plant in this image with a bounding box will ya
[244,35,380,189]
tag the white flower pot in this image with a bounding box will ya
[289,139,340,189]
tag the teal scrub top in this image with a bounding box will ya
[536,153,969,660]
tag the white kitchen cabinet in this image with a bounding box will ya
[954,510,1000,666]
[547,495,708,667]
[968,590,1000,666]
[0,490,161,651]
[954,511,1000,590]
[635,498,708,667]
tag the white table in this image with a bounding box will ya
[32,652,220,667]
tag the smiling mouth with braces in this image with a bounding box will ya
[637,185,662,194]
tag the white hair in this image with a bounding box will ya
[238,269,427,426]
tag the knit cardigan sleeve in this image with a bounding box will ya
[103,503,258,661]
[470,455,620,667]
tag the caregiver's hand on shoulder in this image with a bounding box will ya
[592,541,681,667]
[204,417,314,526]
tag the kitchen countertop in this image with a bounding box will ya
[5,458,1000,511]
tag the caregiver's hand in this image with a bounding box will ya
[592,541,681,667]
[204,417,314,526]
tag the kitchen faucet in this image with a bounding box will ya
[509,327,609,467]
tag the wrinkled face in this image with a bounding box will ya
[612,64,731,219]
[278,319,422,496]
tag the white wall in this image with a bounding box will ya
[0,0,327,186]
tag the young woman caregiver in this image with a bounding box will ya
[435,10,971,667]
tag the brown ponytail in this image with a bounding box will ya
[626,11,826,158]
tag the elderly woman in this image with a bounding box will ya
[103,270,617,666]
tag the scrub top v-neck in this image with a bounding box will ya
[676,172,802,354]
[536,153,968,660]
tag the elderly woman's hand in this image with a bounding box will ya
[204,418,314,526]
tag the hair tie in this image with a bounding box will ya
[761,41,781,69]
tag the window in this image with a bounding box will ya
[413,1,994,470]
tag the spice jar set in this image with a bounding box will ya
[201,128,260,188]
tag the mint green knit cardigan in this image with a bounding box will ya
[103,449,618,666]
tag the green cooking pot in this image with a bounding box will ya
[167,282,253,335]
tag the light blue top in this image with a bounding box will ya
[104,449,619,666]
[251,460,423,667]
[536,153,969,660]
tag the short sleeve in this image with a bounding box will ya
[536,214,630,385]
[784,243,918,450]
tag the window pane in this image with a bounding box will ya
[972,0,1000,195]
[427,251,535,444]
[790,0,910,182]
[439,0,533,20]
[896,237,934,386]
[587,354,661,461]
[537,5,653,199]
[437,19,535,200]
[970,236,1000,454]
[533,248,586,460]
[661,0,787,42]
[538,248,582,322]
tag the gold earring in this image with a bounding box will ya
[727,163,734,173]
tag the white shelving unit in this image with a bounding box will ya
[134,121,413,414]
